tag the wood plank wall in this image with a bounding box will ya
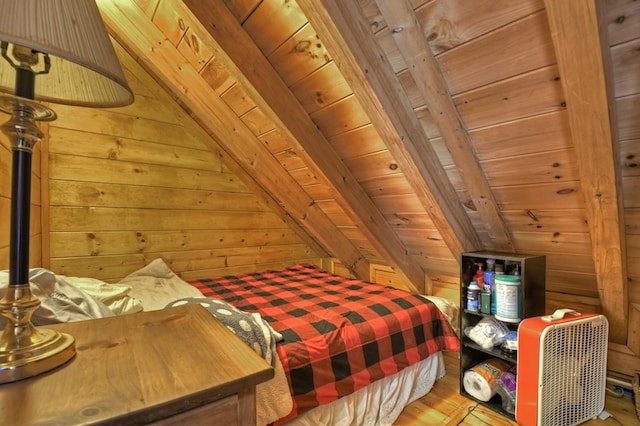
[37,43,321,282]
[610,0,640,363]
[0,133,8,268]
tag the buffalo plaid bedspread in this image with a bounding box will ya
[189,263,460,422]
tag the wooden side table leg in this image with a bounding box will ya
[237,387,257,426]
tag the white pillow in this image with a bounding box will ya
[121,258,203,311]
[63,276,143,316]
[0,268,114,326]
[421,295,460,334]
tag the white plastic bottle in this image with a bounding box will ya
[467,281,481,312]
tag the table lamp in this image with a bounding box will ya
[0,0,133,383]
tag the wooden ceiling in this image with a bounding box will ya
[96,0,640,364]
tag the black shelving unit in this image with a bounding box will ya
[459,251,545,419]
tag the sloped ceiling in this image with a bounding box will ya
[96,0,640,358]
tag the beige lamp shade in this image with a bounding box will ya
[0,0,133,107]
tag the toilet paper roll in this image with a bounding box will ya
[463,370,495,401]
[463,358,509,402]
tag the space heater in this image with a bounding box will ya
[516,308,609,426]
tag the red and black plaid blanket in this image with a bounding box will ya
[189,263,459,422]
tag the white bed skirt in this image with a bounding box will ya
[281,351,446,426]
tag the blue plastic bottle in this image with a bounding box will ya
[483,259,495,291]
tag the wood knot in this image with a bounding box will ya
[556,188,574,195]
[294,40,311,53]
[463,199,476,211]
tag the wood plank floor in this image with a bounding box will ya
[394,352,639,425]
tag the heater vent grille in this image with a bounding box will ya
[540,316,608,426]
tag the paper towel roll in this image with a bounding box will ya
[463,358,509,402]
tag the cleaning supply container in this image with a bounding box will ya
[494,274,521,322]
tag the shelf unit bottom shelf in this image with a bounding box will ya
[460,389,515,420]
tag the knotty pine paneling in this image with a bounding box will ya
[482,148,580,187]
[220,83,256,116]
[327,124,388,160]
[344,150,402,182]
[612,0,640,335]
[0,134,11,197]
[470,111,572,160]
[364,0,545,59]
[359,174,415,197]
[241,107,275,137]
[501,208,589,234]
[222,0,261,25]
[418,0,546,55]
[49,127,223,172]
[258,129,291,154]
[50,228,306,258]
[201,59,236,95]
[611,39,640,97]
[290,62,351,115]
[242,0,307,56]
[44,43,320,281]
[267,22,332,87]
[315,200,358,227]
[436,10,555,95]
[274,149,307,171]
[617,94,640,141]
[453,66,565,131]
[177,26,214,72]
[0,132,10,267]
[310,95,371,139]
[619,139,640,178]
[493,181,584,210]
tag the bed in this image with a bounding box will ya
[0,259,460,426]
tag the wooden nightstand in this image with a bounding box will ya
[0,304,274,425]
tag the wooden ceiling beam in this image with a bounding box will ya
[297,0,482,259]
[97,0,371,278]
[182,0,429,292]
[545,0,628,343]
[375,0,515,253]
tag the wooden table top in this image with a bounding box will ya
[0,304,274,425]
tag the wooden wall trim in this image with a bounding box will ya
[545,0,628,344]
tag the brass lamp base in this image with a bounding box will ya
[0,327,75,384]
[0,287,75,384]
